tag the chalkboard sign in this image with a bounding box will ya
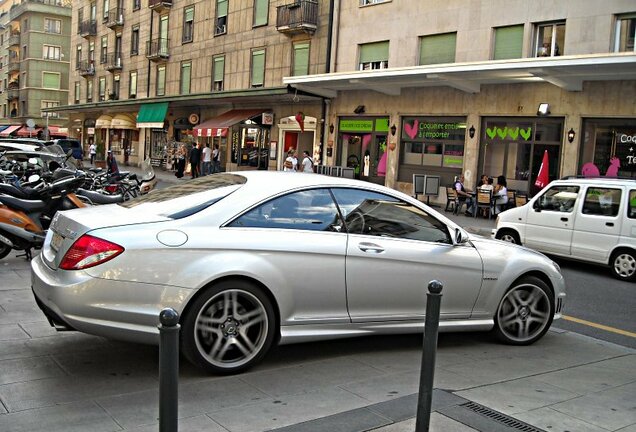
[413,174,440,200]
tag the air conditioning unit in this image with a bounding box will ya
[215,24,226,34]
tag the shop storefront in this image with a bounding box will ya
[478,117,563,196]
[578,118,636,178]
[337,117,388,183]
[136,102,169,162]
[109,114,138,166]
[277,114,319,169]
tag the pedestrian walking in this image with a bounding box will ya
[300,150,314,173]
[201,143,212,176]
[212,144,221,173]
[89,141,97,165]
[189,143,201,179]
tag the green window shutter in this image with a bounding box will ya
[419,33,456,65]
[251,49,265,86]
[181,62,191,94]
[43,72,60,89]
[217,0,227,17]
[494,25,523,60]
[254,0,268,26]
[214,56,224,81]
[157,66,166,95]
[359,41,389,63]
[185,6,194,22]
[293,42,309,76]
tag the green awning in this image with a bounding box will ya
[136,102,169,128]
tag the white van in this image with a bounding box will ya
[494,178,636,281]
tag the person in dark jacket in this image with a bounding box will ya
[106,150,119,175]
[189,143,201,178]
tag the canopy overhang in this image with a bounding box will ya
[16,127,42,137]
[0,125,22,136]
[96,114,112,128]
[111,113,137,129]
[136,102,169,128]
[194,109,264,137]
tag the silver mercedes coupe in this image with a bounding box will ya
[31,172,566,374]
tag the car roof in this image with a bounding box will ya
[0,142,42,152]
[554,177,636,187]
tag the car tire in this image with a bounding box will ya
[494,276,554,345]
[495,229,521,245]
[0,243,11,260]
[610,249,636,282]
[182,280,276,374]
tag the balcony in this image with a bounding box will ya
[276,0,318,35]
[146,38,169,61]
[7,88,20,100]
[78,60,95,77]
[7,59,20,73]
[78,19,97,37]
[148,0,172,12]
[8,33,20,46]
[104,53,123,71]
[105,7,124,29]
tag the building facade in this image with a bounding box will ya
[286,0,636,198]
[61,0,330,169]
[0,0,71,139]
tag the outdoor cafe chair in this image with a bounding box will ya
[515,194,528,207]
[475,189,494,219]
[445,186,458,212]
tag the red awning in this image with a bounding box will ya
[0,125,23,137]
[47,126,68,137]
[16,127,42,137]
[194,109,263,137]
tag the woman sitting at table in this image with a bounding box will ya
[493,175,509,215]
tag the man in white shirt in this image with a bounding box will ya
[300,150,314,173]
[89,141,97,165]
[201,143,212,176]
[283,149,298,172]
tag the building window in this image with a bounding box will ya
[74,82,81,104]
[100,36,108,64]
[90,2,96,20]
[183,6,194,43]
[535,22,565,57]
[41,100,60,118]
[215,0,227,35]
[360,0,389,4]
[358,41,389,70]
[292,42,309,76]
[111,73,120,99]
[43,45,61,61]
[129,70,137,97]
[253,0,268,27]
[212,55,224,91]
[42,72,61,89]
[98,77,106,101]
[493,25,523,60]
[156,64,166,96]
[251,48,265,88]
[131,25,139,55]
[102,0,109,22]
[89,40,95,62]
[87,79,93,102]
[180,61,191,94]
[44,19,61,34]
[76,44,82,70]
[419,32,457,65]
[132,0,140,11]
[614,14,636,52]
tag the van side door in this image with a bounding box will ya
[571,186,622,263]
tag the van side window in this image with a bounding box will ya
[628,190,636,219]
[582,188,621,217]
[537,186,579,213]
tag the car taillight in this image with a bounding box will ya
[59,234,124,270]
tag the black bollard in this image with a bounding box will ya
[415,280,443,432]
[159,307,180,432]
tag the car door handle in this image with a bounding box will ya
[560,217,568,222]
[606,222,614,227]
[358,242,385,253]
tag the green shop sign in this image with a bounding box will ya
[402,118,466,141]
[339,119,374,132]
[485,126,532,141]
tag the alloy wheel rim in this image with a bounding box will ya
[614,254,635,278]
[194,289,268,368]
[497,284,550,343]
[501,234,517,243]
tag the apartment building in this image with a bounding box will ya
[60,0,329,168]
[286,0,636,197]
[0,0,71,139]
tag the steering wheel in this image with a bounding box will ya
[347,211,366,234]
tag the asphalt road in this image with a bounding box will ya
[551,256,636,349]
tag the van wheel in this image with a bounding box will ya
[0,243,11,260]
[610,249,636,282]
[496,229,521,245]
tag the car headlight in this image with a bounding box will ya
[552,261,561,274]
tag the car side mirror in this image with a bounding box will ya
[533,200,542,212]
[453,227,469,245]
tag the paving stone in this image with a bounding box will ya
[0,323,30,341]
[0,355,66,385]
[124,414,228,432]
[513,407,611,432]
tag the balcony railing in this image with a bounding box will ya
[7,59,20,73]
[276,0,318,35]
[148,0,172,12]
[146,38,169,61]
[78,60,95,77]
[104,53,123,71]
[78,19,97,37]
[8,33,20,46]
[105,7,124,28]
[7,89,20,100]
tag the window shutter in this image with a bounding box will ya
[254,0,268,26]
[181,63,191,94]
[214,56,224,81]
[251,49,265,86]
[185,6,194,22]
[293,42,309,76]
[419,33,456,65]
[359,41,389,63]
[217,0,227,17]
[43,72,60,89]
[494,25,523,60]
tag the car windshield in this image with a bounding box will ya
[119,173,246,218]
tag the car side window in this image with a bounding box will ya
[536,186,580,212]
[228,188,343,232]
[331,188,451,243]
[629,190,636,219]
[582,187,621,217]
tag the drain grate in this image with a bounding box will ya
[461,401,545,432]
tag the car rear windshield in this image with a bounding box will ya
[119,173,246,218]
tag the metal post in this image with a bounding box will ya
[158,307,180,432]
[415,280,444,432]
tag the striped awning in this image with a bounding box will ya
[0,125,22,137]
[194,109,263,137]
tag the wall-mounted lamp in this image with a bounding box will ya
[390,124,397,136]
[469,125,476,139]
[329,123,334,134]
[537,103,550,116]
[353,105,365,114]
[567,128,576,143]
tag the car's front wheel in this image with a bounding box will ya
[495,229,521,245]
[610,249,636,282]
[182,280,276,374]
[494,276,553,345]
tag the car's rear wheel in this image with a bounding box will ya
[610,249,636,282]
[495,229,521,245]
[182,280,276,374]
[0,243,11,260]
[494,276,553,345]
